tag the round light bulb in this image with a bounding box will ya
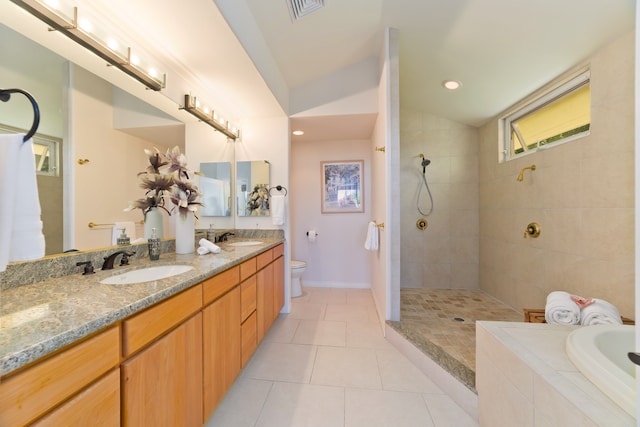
[442,80,462,90]
[106,38,119,51]
[78,18,92,33]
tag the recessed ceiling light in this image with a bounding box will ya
[292,130,304,136]
[442,80,462,90]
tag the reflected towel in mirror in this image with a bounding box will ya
[0,134,45,272]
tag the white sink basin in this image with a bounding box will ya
[227,241,263,247]
[100,265,193,285]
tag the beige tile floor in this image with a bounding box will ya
[206,287,478,427]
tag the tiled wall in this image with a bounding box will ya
[399,111,479,289]
[478,31,635,318]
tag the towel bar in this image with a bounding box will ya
[88,221,142,229]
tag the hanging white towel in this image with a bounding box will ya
[544,291,580,325]
[271,194,285,226]
[364,221,379,251]
[0,134,45,272]
[111,221,137,245]
[580,299,623,326]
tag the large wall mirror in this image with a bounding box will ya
[0,21,197,256]
[236,161,270,217]
[200,162,232,217]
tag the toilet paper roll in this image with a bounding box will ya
[307,230,318,243]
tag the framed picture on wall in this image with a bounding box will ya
[320,160,364,213]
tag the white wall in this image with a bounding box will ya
[290,139,372,288]
[71,65,175,249]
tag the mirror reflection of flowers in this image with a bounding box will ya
[126,146,203,219]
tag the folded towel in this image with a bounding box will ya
[544,291,580,325]
[271,194,285,226]
[198,238,220,255]
[580,299,623,326]
[364,221,379,251]
[112,221,136,245]
[0,134,45,272]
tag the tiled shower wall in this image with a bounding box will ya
[478,31,635,318]
[399,111,479,289]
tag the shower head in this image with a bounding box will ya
[420,156,431,174]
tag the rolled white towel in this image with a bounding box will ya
[545,291,580,325]
[580,299,622,326]
[198,238,220,255]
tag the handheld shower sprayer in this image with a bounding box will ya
[419,154,431,173]
[417,154,434,216]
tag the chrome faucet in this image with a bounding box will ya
[215,232,235,243]
[102,250,136,270]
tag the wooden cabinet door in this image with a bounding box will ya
[203,286,241,419]
[122,313,203,427]
[0,327,119,427]
[273,255,285,317]
[33,369,120,427]
[256,262,274,342]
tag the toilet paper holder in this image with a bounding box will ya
[306,231,318,236]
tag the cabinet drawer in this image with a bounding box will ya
[273,243,284,258]
[33,368,120,427]
[0,327,119,427]
[240,258,256,281]
[241,275,257,322]
[241,311,257,367]
[256,249,273,270]
[123,284,202,356]
[203,266,240,305]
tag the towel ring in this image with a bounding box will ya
[268,185,288,196]
[0,88,40,142]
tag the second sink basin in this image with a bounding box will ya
[227,241,263,247]
[100,265,193,285]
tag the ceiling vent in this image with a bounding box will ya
[287,0,325,21]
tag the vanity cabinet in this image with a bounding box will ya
[273,244,285,317]
[241,275,258,367]
[3,243,285,425]
[202,266,242,419]
[121,285,203,427]
[0,326,120,426]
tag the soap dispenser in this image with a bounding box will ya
[207,224,216,243]
[116,228,130,245]
[148,228,160,261]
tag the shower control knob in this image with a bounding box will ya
[416,218,428,231]
[524,222,541,238]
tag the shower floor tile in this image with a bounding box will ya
[388,288,521,391]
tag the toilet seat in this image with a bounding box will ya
[291,260,306,269]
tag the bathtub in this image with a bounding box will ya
[565,324,636,418]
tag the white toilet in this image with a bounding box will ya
[290,260,307,298]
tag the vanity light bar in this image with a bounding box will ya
[10,0,166,91]
[182,94,240,141]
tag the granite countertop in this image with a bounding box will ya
[0,238,284,377]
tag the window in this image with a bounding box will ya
[0,125,60,176]
[501,69,590,161]
[33,138,59,176]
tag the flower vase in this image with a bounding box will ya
[144,207,164,239]
[175,213,195,254]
